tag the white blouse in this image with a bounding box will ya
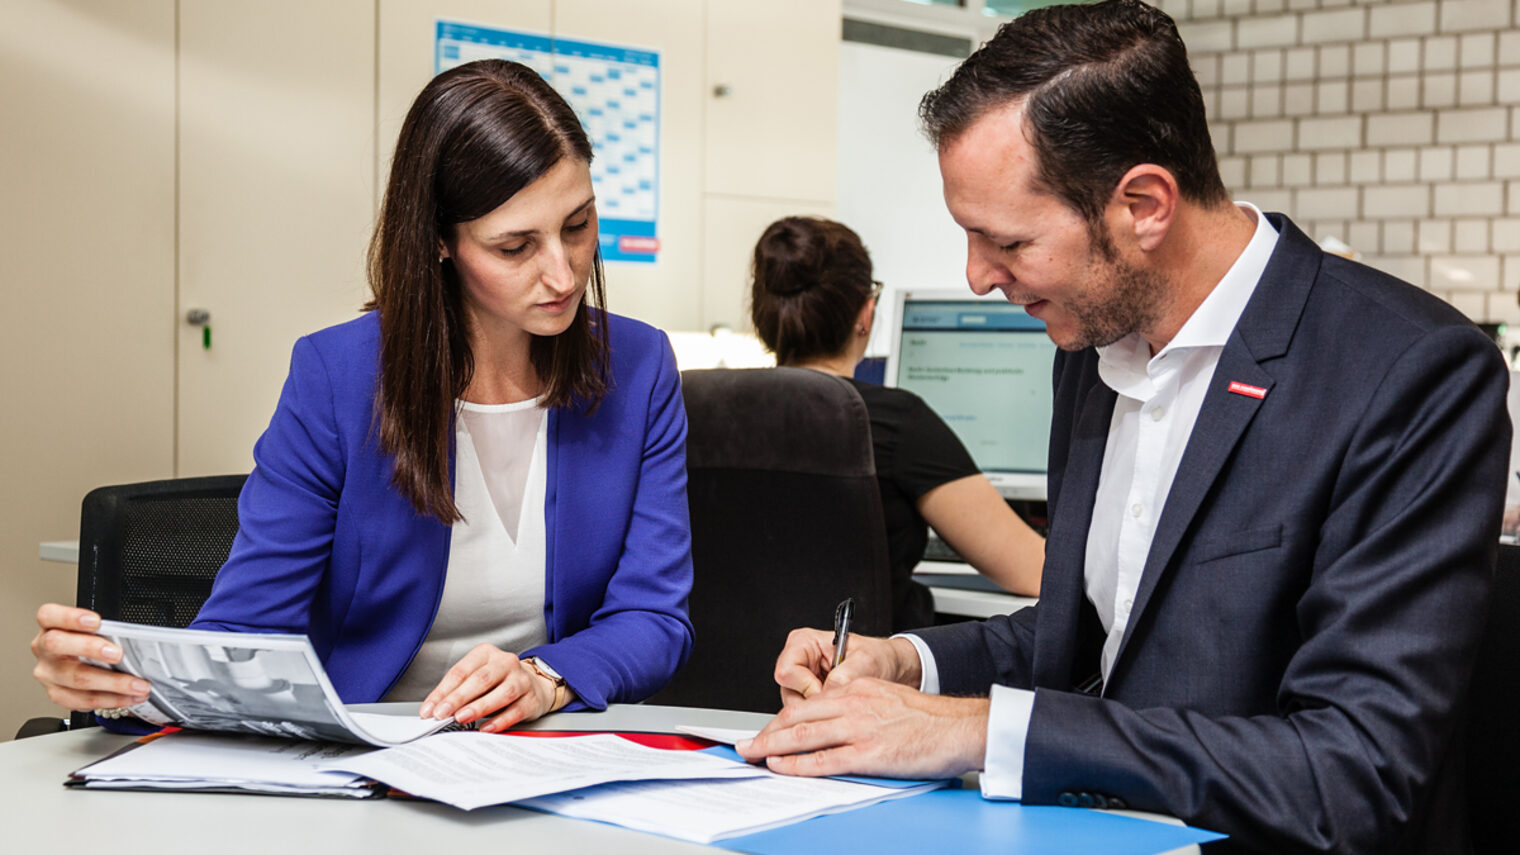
[385,398,550,701]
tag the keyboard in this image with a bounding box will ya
[922,533,964,563]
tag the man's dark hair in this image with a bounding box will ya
[919,0,1230,228]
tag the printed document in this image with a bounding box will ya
[521,768,947,842]
[88,621,451,746]
[323,732,768,810]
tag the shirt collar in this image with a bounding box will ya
[1096,202,1279,387]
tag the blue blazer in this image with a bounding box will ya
[915,215,1509,853]
[192,311,694,710]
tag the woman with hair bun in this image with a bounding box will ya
[750,216,1043,630]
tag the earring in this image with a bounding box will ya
[858,326,868,336]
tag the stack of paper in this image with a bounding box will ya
[70,721,953,843]
[520,759,945,843]
[323,732,769,810]
[70,732,380,798]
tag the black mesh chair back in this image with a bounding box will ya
[1469,542,1520,853]
[70,474,247,728]
[650,368,891,713]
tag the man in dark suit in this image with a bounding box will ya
[736,2,1509,852]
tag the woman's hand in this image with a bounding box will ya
[420,643,572,732]
[31,604,151,711]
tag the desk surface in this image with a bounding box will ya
[7,705,765,854]
[6,704,1198,854]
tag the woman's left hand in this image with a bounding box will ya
[419,644,565,732]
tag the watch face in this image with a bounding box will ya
[530,657,564,683]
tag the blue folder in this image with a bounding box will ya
[716,787,1226,855]
[698,745,948,789]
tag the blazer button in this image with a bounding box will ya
[1057,792,1079,807]
[1109,797,1127,810]
[1091,793,1110,809]
[1077,792,1096,808]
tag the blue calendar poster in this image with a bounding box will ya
[436,21,660,264]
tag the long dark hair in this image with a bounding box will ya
[749,217,874,366]
[366,59,610,523]
[919,0,1230,230]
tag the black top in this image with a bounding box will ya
[847,378,981,630]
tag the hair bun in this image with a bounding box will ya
[754,219,823,296]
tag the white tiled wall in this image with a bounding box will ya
[1165,0,1520,323]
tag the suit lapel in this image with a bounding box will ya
[1106,214,1322,682]
[1035,376,1117,688]
[1115,349,1271,657]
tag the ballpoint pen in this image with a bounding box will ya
[833,597,855,668]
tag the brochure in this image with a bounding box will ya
[88,620,452,746]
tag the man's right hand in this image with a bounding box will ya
[31,604,150,711]
[773,628,923,707]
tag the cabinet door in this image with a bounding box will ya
[2,0,177,730]
[705,0,841,203]
[176,0,376,476]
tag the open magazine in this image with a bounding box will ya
[87,621,454,746]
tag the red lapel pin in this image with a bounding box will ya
[1227,381,1267,399]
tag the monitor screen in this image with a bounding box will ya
[884,290,1056,500]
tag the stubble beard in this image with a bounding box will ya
[1060,229,1169,352]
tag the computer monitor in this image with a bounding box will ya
[884,289,1056,501]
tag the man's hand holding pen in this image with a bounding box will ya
[770,628,923,706]
[737,601,988,780]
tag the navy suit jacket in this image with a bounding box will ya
[191,310,694,710]
[914,215,1509,853]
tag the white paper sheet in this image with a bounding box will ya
[672,725,756,745]
[521,769,946,842]
[323,732,767,810]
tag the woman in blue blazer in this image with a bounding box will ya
[32,59,693,732]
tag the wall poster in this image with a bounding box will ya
[436,20,660,264]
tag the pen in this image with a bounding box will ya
[833,597,854,668]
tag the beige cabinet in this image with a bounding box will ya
[1,0,178,730]
[176,0,376,476]
[701,0,841,330]
[705,0,841,201]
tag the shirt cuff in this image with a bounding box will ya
[980,683,1035,801]
[892,633,939,695]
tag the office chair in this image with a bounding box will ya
[17,475,247,737]
[1468,542,1520,853]
[650,367,891,714]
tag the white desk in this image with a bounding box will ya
[39,539,78,563]
[916,560,1037,619]
[4,704,1198,854]
[929,586,1036,619]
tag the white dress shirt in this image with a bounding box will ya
[385,399,551,700]
[909,203,1280,799]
